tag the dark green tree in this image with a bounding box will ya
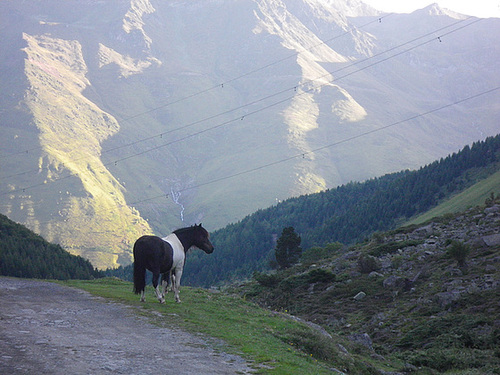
[275,227,302,269]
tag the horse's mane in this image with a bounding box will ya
[173,225,204,236]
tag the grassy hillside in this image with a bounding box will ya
[64,191,500,374]
[407,169,500,225]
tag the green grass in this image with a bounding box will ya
[407,169,500,225]
[59,278,343,374]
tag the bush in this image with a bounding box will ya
[405,348,492,372]
[306,269,336,283]
[302,242,342,264]
[253,272,281,287]
[447,240,471,267]
[357,254,381,274]
[301,247,326,264]
[368,240,423,257]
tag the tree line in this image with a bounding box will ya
[0,213,100,280]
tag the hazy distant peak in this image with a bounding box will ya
[302,0,380,18]
[417,3,469,19]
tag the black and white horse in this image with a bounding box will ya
[133,224,214,303]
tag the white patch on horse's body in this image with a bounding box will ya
[162,233,185,303]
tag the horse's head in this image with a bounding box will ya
[193,223,214,254]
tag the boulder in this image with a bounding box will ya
[484,205,500,215]
[348,333,373,351]
[482,233,500,247]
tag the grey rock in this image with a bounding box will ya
[353,291,366,300]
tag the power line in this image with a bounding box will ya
[102,17,483,165]
[98,15,478,160]
[10,85,499,229]
[0,13,393,161]
[126,86,500,206]
[0,15,479,184]
[0,17,488,201]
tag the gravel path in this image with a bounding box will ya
[0,277,254,374]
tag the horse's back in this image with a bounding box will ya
[133,235,173,272]
[134,235,162,252]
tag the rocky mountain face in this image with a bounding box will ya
[1,0,499,269]
[243,200,500,373]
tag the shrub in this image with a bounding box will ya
[368,240,423,257]
[253,272,281,287]
[302,242,342,264]
[306,269,336,283]
[447,240,471,267]
[357,254,381,274]
[405,348,491,372]
[301,247,327,264]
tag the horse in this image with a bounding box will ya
[133,224,214,303]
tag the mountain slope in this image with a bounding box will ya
[0,0,499,269]
[239,196,500,373]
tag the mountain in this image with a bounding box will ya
[1,0,499,269]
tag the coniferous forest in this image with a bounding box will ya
[0,213,100,280]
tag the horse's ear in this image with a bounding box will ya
[198,223,202,227]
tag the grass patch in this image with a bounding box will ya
[59,278,344,374]
[407,169,500,226]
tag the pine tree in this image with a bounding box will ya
[275,227,302,269]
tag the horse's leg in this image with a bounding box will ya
[152,271,165,304]
[173,267,183,303]
[167,270,173,293]
[161,272,169,300]
[170,270,175,293]
[140,290,146,302]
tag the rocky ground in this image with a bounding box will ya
[242,203,500,373]
[0,278,253,374]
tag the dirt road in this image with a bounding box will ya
[0,277,253,374]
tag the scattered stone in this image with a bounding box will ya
[484,205,500,215]
[383,275,403,288]
[485,264,496,273]
[348,333,373,351]
[412,224,433,238]
[436,290,461,307]
[337,344,349,354]
[353,291,366,301]
[482,233,500,247]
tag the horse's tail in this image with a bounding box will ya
[133,240,146,295]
